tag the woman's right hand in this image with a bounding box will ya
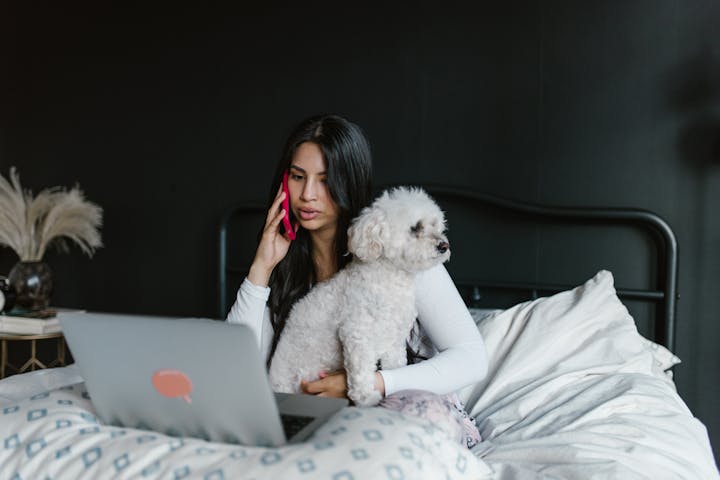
[247,185,297,287]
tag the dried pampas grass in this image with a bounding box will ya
[0,167,103,261]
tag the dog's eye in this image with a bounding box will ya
[410,221,423,234]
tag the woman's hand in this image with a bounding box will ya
[300,370,385,398]
[247,185,298,286]
[301,370,348,398]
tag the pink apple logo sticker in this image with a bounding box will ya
[152,369,193,404]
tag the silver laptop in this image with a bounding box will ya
[59,312,348,447]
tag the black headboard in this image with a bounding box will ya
[218,185,678,351]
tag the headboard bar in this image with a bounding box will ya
[459,279,666,301]
[218,204,264,321]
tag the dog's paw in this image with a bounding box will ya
[349,388,382,407]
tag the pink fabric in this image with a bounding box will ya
[379,389,481,448]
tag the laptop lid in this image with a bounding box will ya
[60,312,293,446]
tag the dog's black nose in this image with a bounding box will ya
[436,241,449,253]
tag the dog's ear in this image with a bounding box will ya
[347,204,388,262]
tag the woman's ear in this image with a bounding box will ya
[347,204,388,262]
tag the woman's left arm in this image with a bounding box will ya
[378,264,489,397]
[301,264,487,399]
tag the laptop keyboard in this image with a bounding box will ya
[280,414,315,439]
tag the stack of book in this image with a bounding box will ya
[0,308,70,335]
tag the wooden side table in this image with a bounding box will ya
[0,332,66,379]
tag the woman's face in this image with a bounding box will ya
[288,142,340,236]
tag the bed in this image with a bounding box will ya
[1,186,717,479]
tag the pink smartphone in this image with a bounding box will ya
[281,170,296,240]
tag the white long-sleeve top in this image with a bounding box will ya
[226,264,488,396]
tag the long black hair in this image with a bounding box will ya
[265,114,373,364]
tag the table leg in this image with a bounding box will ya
[31,339,36,371]
[58,337,66,366]
[19,339,47,373]
[49,337,67,368]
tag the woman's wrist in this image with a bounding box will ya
[247,262,272,287]
[374,372,386,397]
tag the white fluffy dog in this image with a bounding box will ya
[268,187,451,406]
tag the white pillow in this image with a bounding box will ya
[458,270,680,416]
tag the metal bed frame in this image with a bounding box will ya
[218,186,678,352]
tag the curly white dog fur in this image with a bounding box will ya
[268,187,451,406]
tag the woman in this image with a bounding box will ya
[227,114,487,447]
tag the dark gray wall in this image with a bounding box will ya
[1,1,718,462]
